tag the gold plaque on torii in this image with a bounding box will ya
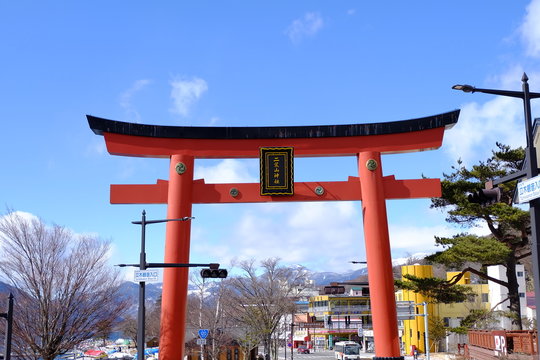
[259,147,294,196]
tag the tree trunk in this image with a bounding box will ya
[506,257,523,330]
[264,335,272,359]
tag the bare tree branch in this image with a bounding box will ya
[0,211,129,360]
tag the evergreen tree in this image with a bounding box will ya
[394,274,474,303]
[428,316,448,352]
[428,143,530,329]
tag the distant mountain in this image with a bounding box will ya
[309,267,368,286]
[117,281,163,311]
[117,267,370,303]
[115,267,370,308]
[0,265,383,308]
[0,280,15,294]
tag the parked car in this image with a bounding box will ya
[297,346,310,354]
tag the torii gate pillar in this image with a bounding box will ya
[161,154,194,359]
[87,110,459,360]
[359,151,401,355]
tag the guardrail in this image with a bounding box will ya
[467,330,537,357]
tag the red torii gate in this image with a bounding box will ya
[88,110,459,360]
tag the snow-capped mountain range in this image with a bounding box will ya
[0,257,425,311]
[110,266,370,308]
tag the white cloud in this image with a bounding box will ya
[0,211,121,263]
[444,94,524,166]
[221,202,477,273]
[389,224,456,253]
[194,159,257,183]
[119,79,151,122]
[443,1,540,166]
[182,200,492,275]
[189,192,485,273]
[490,65,527,88]
[170,77,208,116]
[0,211,39,223]
[288,201,357,228]
[520,0,540,57]
[192,201,363,273]
[285,12,324,43]
[444,63,540,166]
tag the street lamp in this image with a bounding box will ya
[453,73,540,351]
[131,210,193,360]
[118,211,225,360]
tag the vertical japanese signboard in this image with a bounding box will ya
[260,147,294,195]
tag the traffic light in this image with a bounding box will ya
[200,268,228,278]
[323,285,345,294]
[468,187,502,206]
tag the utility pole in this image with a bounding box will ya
[0,293,14,360]
[118,210,227,360]
[137,211,147,360]
[199,278,205,360]
[421,303,430,360]
[290,323,294,360]
[212,293,220,359]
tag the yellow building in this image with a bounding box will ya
[435,271,490,326]
[400,265,436,355]
[399,265,491,355]
[307,293,371,349]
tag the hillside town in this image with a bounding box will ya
[1,259,536,360]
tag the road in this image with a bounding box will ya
[277,348,375,360]
[277,348,420,360]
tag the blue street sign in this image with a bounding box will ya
[198,329,209,339]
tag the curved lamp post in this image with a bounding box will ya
[453,74,540,352]
[130,211,192,360]
[118,211,225,360]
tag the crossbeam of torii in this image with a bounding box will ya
[88,110,459,360]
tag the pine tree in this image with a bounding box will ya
[428,143,530,329]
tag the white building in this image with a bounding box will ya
[487,264,528,329]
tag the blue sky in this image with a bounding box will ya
[1,1,540,279]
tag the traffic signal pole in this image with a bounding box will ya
[199,279,205,360]
[137,211,147,360]
[128,210,195,360]
[120,205,225,360]
[453,74,540,353]
[521,78,540,354]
